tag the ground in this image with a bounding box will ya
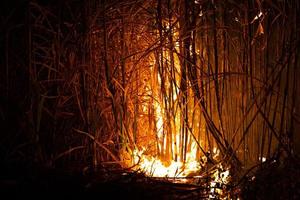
[1,157,300,199]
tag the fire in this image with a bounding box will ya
[132,144,202,178]
[127,146,231,199]
[130,145,228,180]
[133,148,184,177]
[120,19,232,198]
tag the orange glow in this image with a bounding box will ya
[120,20,231,198]
[132,143,202,178]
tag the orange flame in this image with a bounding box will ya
[132,144,202,178]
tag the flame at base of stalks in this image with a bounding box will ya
[129,147,230,179]
[123,147,231,199]
[132,148,203,178]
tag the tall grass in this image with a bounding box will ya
[1,0,299,177]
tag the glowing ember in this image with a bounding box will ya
[209,164,231,198]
